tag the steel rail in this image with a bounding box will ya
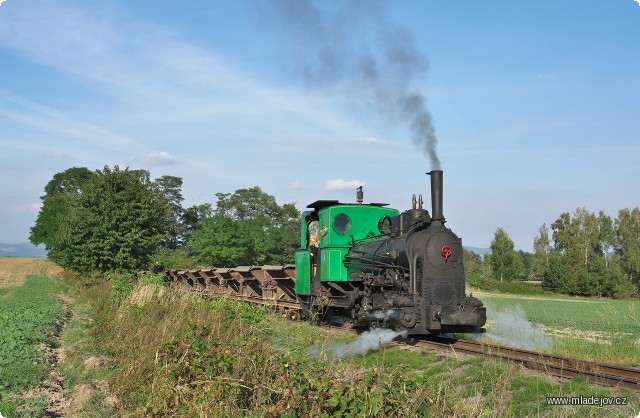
[414,336,640,391]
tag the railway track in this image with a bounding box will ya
[318,324,640,391]
[410,336,640,391]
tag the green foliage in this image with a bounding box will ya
[189,187,299,267]
[463,248,482,276]
[148,247,200,270]
[517,249,532,279]
[531,223,551,280]
[552,208,601,269]
[0,276,66,415]
[464,248,490,289]
[489,227,525,281]
[468,277,550,296]
[542,255,573,293]
[29,167,94,251]
[35,166,173,274]
[545,257,634,298]
[616,207,640,285]
[181,203,213,253]
[154,175,185,249]
[109,273,136,304]
[542,208,638,298]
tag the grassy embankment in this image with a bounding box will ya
[0,257,68,416]
[58,273,638,417]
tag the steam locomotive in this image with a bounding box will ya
[167,170,486,335]
[295,170,485,334]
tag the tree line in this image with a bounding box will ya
[30,166,300,274]
[466,208,639,298]
[31,166,639,299]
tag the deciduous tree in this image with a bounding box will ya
[531,223,551,281]
[546,208,635,297]
[29,167,94,258]
[616,207,640,285]
[154,175,185,249]
[35,166,171,273]
[189,187,299,267]
[489,227,525,281]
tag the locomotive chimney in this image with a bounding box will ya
[427,170,445,223]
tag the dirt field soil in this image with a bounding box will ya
[0,257,63,288]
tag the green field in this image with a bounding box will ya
[0,274,68,416]
[473,291,640,366]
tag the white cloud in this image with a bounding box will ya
[13,203,41,213]
[128,151,181,166]
[324,179,366,190]
[290,181,311,190]
[350,135,397,147]
[146,151,180,165]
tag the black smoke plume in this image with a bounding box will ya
[266,0,441,169]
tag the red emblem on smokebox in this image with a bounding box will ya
[441,246,452,260]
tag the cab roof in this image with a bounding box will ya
[306,200,390,211]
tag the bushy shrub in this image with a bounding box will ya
[147,247,200,270]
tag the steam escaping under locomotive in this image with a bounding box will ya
[166,170,486,336]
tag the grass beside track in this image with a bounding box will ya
[62,276,639,417]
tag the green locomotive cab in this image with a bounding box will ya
[295,199,399,295]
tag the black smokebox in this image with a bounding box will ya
[428,170,444,223]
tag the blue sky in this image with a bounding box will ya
[1,0,638,251]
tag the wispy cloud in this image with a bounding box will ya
[13,203,41,213]
[349,135,398,147]
[144,151,180,166]
[325,179,366,190]
[0,1,358,142]
[0,91,142,151]
[41,150,77,160]
[290,181,311,190]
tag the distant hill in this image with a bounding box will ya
[0,242,48,258]
[464,246,491,256]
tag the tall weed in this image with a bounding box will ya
[75,282,639,417]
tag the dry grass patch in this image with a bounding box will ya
[0,257,63,288]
